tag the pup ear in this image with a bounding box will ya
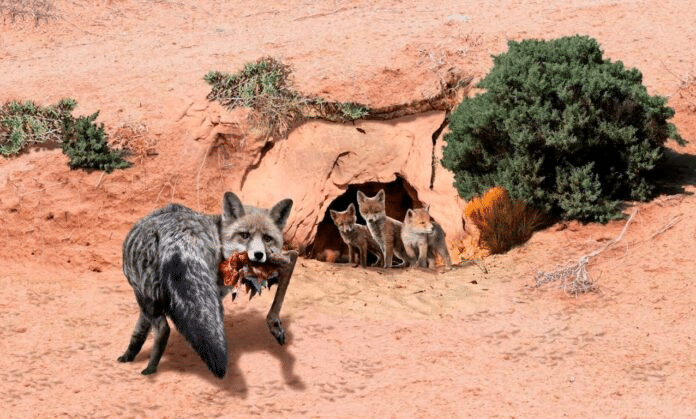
[270,198,293,229]
[222,192,245,223]
[424,204,430,212]
[405,208,413,221]
[329,209,339,221]
[347,203,355,215]
[356,190,366,203]
[376,189,385,201]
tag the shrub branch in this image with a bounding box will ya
[535,208,637,296]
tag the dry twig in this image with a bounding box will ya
[535,208,638,296]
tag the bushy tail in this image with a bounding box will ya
[162,253,228,378]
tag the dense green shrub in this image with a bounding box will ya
[61,111,130,173]
[441,35,684,223]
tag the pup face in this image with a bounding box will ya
[356,189,386,223]
[404,207,434,234]
[330,203,357,234]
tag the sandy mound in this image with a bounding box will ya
[1,0,696,416]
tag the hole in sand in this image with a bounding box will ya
[309,176,422,264]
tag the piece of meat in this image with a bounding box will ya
[218,251,292,299]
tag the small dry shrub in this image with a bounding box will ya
[450,233,490,262]
[464,186,547,254]
[0,0,57,24]
[110,122,156,164]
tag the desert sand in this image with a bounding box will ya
[1,0,695,417]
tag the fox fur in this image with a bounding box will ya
[402,206,452,269]
[118,192,293,377]
[329,203,383,268]
[356,189,412,268]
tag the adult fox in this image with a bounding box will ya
[117,192,294,377]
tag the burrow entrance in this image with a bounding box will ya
[308,176,422,264]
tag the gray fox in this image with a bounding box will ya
[117,192,294,377]
[329,203,383,268]
[401,206,452,269]
[356,189,412,268]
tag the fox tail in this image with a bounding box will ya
[162,253,228,378]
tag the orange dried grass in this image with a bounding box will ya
[463,186,547,255]
[450,233,490,262]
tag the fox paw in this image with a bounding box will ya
[267,317,285,345]
[141,365,158,375]
[117,352,135,363]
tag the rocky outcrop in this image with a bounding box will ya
[238,111,466,254]
[181,99,468,258]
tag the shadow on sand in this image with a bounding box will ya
[654,148,696,195]
[152,306,306,397]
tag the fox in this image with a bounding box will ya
[401,206,452,269]
[356,189,412,268]
[117,192,294,377]
[329,203,383,268]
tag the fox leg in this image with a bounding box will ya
[117,312,151,363]
[347,245,355,266]
[266,250,298,345]
[141,315,170,375]
[382,236,394,268]
[403,243,418,268]
[370,249,383,267]
[358,244,367,268]
[417,240,428,268]
[440,248,452,269]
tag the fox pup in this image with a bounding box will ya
[402,206,452,269]
[356,189,412,268]
[330,203,383,268]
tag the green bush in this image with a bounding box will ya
[441,35,684,223]
[61,111,130,173]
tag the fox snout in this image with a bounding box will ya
[247,236,267,263]
[338,224,354,234]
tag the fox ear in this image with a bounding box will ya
[405,208,413,220]
[329,209,338,221]
[347,203,355,215]
[424,204,430,212]
[377,189,385,201]
[356,190,366,203]
[270,198,293,230]
[222,192,245,222]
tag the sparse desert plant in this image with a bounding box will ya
[0,0,57,25]
[463,186,547,254]
[442,35,685,223]
[110,122,156,164]
[205,57,370,138]
[0,98,130,172]
[0,98,75,155]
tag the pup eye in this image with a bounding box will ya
[263,234,274,243]
[239,232,250,240]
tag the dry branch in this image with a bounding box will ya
[535,209,637,296]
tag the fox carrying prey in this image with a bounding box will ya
[117,192,295,378]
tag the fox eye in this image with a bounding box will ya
[239,232,250,240]
[263,234,274,243]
